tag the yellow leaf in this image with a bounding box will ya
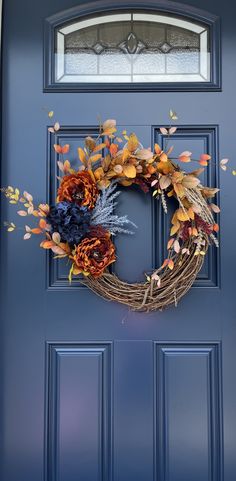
[89,154,102,163]
[64,160,71,171]
[123,164,136,178]
[173,183,185,198]
[168,259,174,270]
[188,207,195,220]
[88,169,96,183]
[119,179,133,187]
[167,189,174,197]
[157,161,175,175]
[160,153,168,163]
[68,263,74,283]
[97,178,111,189]
[122,148,130,162]
[78,147,86,164]
[127,133,139,152]
[176,208,189,222]
[94,167,104,180]
[170,222,180,236]
[154,143,162,155]
[93,143,106,153]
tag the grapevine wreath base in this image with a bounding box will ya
[1,117,222,312]
[82,239,206,312]
[83,187,213,312]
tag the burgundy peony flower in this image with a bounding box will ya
[58,171,98,210]
[72,228,116,278]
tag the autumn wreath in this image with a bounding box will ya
[1,115,226,312]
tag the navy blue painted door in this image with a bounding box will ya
[1,0,236,480]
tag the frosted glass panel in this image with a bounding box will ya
[55,12,210,83]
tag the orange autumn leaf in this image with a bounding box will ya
[31,228,42,234]
[167,238,174,249]
[40,240,54,249]
[162,259,169,268]
[199,154,211,165]
[162,258,174,270]
[54,144,70,155]
[109,143,119,156]
[157,161,175,175]
[199,154,211,162]
[39,219,47,229]
[213,223,219,232]
[179,151,192,163]
[147,165,156,175]
[154,143,162,155]
[51,245,68,255]
[160,153,168,163]
[168,259,174,270]
[61,144,70,154]
[199,159,208,166]
[191,227,198,236]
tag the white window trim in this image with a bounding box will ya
[56,11,210,84]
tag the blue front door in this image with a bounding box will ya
[1,0,235,480]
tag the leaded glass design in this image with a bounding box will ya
[55,12,210,83]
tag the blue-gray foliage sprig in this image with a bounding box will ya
[91,183,137,235]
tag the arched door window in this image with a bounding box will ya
[44,3,220,91]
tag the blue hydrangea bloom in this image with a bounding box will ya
[47,201,91,246]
